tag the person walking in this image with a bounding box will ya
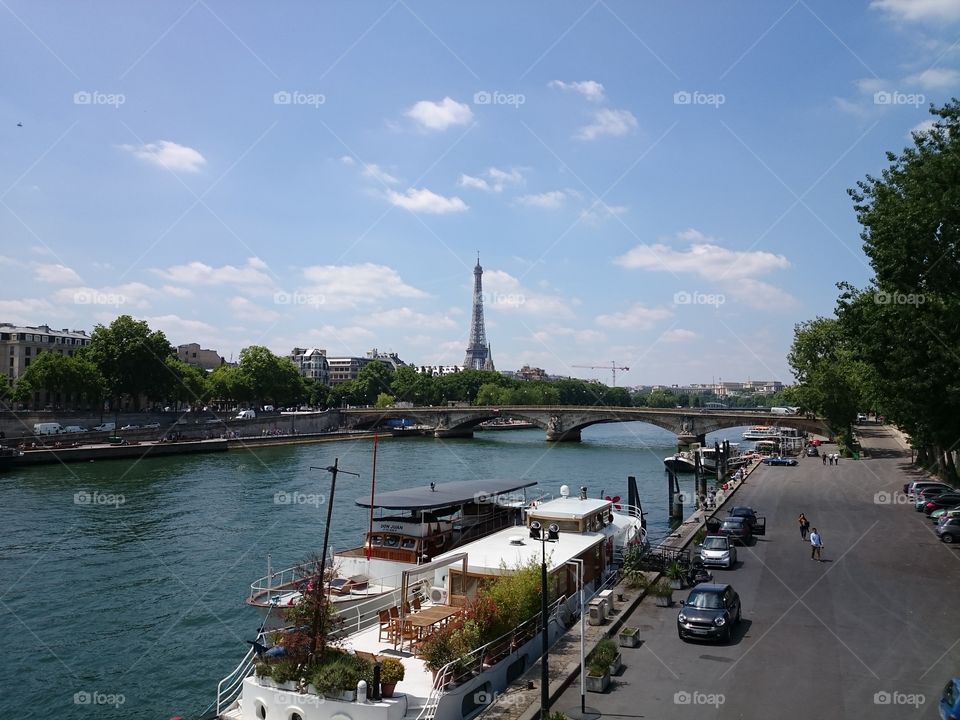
[810,528,823,561]
[822,453,827,466]
[798,513,810,540]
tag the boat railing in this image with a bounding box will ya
[216,630,269,716]
[249,562,318,602]
[416,594,568,720]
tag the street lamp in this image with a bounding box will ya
[529,520,559,717]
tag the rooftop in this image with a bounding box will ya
[530,496,612,521]
[356,479,538,511]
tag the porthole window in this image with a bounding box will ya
[290,713,303,720]
[255,700,267,719]
[384,535,400,547]
[371,535,383,546]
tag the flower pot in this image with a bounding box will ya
[655,593,673,607]
[618,629,640,648]
[609,652,623,676]
[669,578,684,590]
[381,682,397,698]
[337,690,356,702]
[586,671,610,693]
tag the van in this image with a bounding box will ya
[235,410,256,420]
[33,422,63,435]
[93,422,116,432]
[770,407,798,415]
[63,425,87,433]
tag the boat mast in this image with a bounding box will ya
[366,433,378,561]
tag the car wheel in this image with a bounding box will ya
[727,559,733,569]
[721,626,732,643]
[943,533,955,544]
[735,607,742,624]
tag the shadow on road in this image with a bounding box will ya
[679,618,754,646]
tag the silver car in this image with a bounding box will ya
[699,535,737,569]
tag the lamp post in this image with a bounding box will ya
[529,520,559,718]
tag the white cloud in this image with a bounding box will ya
[532,324,606,346]
[0,297,56,321]
[660,328,697,343]
[482,269,574,318]
[141,314,217,341]
[905,67,960,89]
[33,263,82,284]
[229,296,281,323]
[723,278,800,311]
[302,325,377,354]
[357,307,457,330]
[302,263,428,309]
[549,79,606,102]
[362,163,400,185]
[162,285,193,298]
[575,109,638,140]
[55,281,157,309]
[386,187,468,214]
[339,155,356,166]
[459,167,524,193]
[596,303,673,330]
[405,97,474,131]
[120,140,207,173]
[871,0,960,22]
[517,190,568,209]
[152,257,274,287]
[909,119,938,138]
[614,230,790,280]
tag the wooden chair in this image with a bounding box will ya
[355,650,381,664]
[412,596,422,612]
[402,600,411,615]
[378,609,393,643]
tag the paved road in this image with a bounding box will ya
[556,425,960,719]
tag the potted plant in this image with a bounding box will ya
[254,661,274,687]
[618,626,640,648]
[419,623,459,683]
[652,579,674,607]
[595,638,622,675]
[666,562,686,590]
[379,657,405,698]
[586,639,617,693]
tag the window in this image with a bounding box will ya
[24,358,30,367]
[24,347,31,356]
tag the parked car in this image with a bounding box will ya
[62,425,88,433]
[33,422,63,435]
[92,422,115,432]
[931,507,960,522]
[924,494,960,516]
[677,583,742,642]
[937,518,960,544]
[939,677,960,719]
[763,456,798,466]
[716,517,753,545]
[727,507,766,536]
[856,413,868,423]
[120,424,140,431]
[699,535,737,569]
[142,422,160,429]
[907,481,953,499]
[915,486,955,510]
[805,446,819,456]
[235,410,256,420]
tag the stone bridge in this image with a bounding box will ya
[340,406,829,443]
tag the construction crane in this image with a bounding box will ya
[571,361,630,387]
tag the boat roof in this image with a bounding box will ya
[530,496,612,521]
[355,479,538,510]
[432,526,606,575]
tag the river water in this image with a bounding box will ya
[1,422,752,719]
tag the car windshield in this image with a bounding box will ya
[703,537,728,549]
[686,591,725,609]
[722,519,744,528]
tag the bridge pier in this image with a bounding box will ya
[677,432,706,452]
[545,429,581,442]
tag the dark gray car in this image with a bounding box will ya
[677,582,742,642]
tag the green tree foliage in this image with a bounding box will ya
[13,351,105,406]
[390,365,437,405]
[354,361,394,405]
[164,357,209,408]
[235,346,305,405]
[86,316,172,408]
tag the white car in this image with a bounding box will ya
[699,535,737,569]
[120,424,140,431]
[142,422,160,429]
[62,426,88,433]
[92,423,115,432]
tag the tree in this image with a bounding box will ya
[234,346,305,406]
[165,358,209,409]
[15,350,105,408]
[391,365,437,405]
[354,361,394,405]
[87,315,173,409]
[375,392,395,408]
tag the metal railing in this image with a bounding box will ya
[216,631,269,716]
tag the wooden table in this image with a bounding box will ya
[396,605,463,652]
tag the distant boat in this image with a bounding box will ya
[742,425,781,441]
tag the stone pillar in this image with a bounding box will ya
[545,415,581,442]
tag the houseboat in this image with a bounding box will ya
[215,485,645,720]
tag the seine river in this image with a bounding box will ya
[1,422,751,719]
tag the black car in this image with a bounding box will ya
[728,507,766,536]
[806,446,819,456]
[677,582,742,642]
[924,493,960,515]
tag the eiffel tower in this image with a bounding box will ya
[463,255,494,371]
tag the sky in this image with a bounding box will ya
[1,0,958,387]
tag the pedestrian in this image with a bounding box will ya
[798,513,810,540]
[834,453,840,464]
[810,527,823,561]
[822,453,827,466]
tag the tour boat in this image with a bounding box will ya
[247,479,540,623]
[741,425,781,441]
[0,444,24,469]
[663,450,699,474]
[215,484,646,720]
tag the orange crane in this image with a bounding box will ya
[571,361,630,387]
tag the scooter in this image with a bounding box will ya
[686,557,713,585]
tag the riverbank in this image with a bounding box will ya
[6,430,387,466]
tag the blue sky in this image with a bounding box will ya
[1,0,958,385]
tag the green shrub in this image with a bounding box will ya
[379,656,405,684]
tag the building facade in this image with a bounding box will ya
[288,347,330,385]
[1,323,92,384]
[365,348,407,371]
[176,342,225,371]
[326,356,372,385]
